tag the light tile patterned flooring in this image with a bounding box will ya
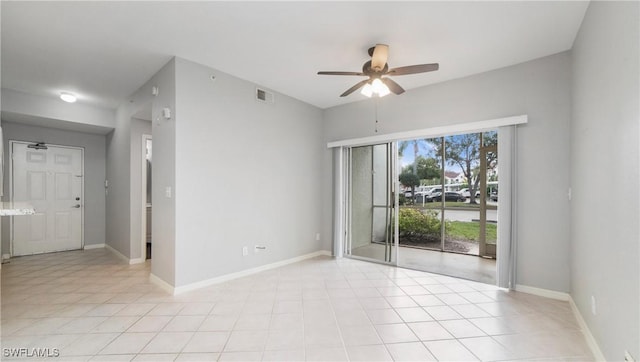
[1,249,593,361]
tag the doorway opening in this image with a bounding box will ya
[141,135,152,260]
[342,131,498,284]
[396,131,498,283]
[344,143,398,264]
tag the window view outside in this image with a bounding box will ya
[398,130,498,257]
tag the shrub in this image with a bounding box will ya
[398,208,442,236]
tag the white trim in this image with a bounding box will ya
[332,148,345,258]
[2,253,10,260]
[171,250,332,295]
[327,115,528,148]
[149,273,175,294]
[84,243,105,250]
[515,284,570,301]
[569,296,606,361]
[105,244,129,263]
[105,244,145,264]
[515,284,605,360]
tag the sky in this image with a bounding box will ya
[398,139,465,175]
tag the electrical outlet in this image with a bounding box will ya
[242,246,248,256]
[591,295,597,315]
[624,350,635,362]
[316,233,320,241]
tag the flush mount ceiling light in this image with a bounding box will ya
[60,92,77,103]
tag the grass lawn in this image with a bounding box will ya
[407,202,497,210]
[447,221,497,243]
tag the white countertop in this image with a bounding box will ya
[0,202,36,216]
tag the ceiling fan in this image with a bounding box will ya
[317,44,439,98]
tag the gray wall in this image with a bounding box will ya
[106,58,176,288]
[570,2,639,360]
[147,60,177,285]
[1,121,106,253]
[106,108,132,257]
[323,52,572,292]
[172,57,324,287]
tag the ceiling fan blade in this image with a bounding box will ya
[340,79,370,97]
[387,63,439,76]
[371,44,389,72]
[317,71,365,76]
[382,78,405,95]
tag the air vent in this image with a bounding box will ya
[256,88,274,104]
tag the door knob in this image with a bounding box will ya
[72,204,81,208]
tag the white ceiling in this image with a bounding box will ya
[1,1,589,110]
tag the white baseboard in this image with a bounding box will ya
[104,244,146,264]
[149,273,175,294]
[515,284,570,301]
[105,244,130,264]
[569,296,606,361]
[84,243,105,250]
[2,253,10,260]
[515,285,605,361]
[317,250,332,257]
[168,250,332,295]
[129,258,145,265]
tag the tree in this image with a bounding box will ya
[401,156,439,181]
[429,134,481,204]
[398,139,427,175]
[429,131,499,204]
[415,156,441,181]
[399,172,420,199]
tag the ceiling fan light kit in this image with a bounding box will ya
[60,92,77,103]
[318,43,439,98]
[361,78,390,98]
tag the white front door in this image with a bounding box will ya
[12,143,83,256]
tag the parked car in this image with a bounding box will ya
[430,191,466,202]
[404,190,413,197]
[414,191,429,203]
[458,188,480,199]
[490,192,498,202]
[427,187,442,197]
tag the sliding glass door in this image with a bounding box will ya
[345,143,398,264]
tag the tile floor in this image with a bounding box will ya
[1,248,593,361]
[350,244,496,284]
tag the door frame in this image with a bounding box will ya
[9,140,85,256]
[330,115,527,288]
[141,134,152,260]
[479,143,497,257]
[344,142,399,266]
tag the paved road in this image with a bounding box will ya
[426,209,498,223]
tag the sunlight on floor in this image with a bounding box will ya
[351,244,496,285]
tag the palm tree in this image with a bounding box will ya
[398,139,426,175]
